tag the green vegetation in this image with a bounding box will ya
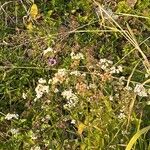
[0,0,150,149]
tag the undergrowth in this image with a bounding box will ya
[0,0,150,150]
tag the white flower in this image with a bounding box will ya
[145,74,149,78]
[52,77,59,85]
[148,89,150,95]
[57,68,67,76]
[10,128,19,135]
[71,52,84,60]
[124,86,132,91]
[54,88,59,93]
[109,66,116,74]
[117,66,123,72]
[71,119,76,124]
[31,133,37,140]
[62,89,74,100]
[134,84,148,97]
[51,68,67,84]
[45,115,50,120]
[109,96,113,101]
[22,93,27,99]
[146,101,150,105]
[70,70,81,76]
[43,47,54,56]
[118,112,126,120]
[89,83,97,89]
[99,58,113,64]
[48,79,52,84]
[109,66,123,74]
[35,84,49,99]
[99,58,113,71]
[5,113,19,120]
[30,146,41,150]
[62,89,78,109]
[38,78,47,84]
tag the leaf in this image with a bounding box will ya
[30,4,38,19]
[125,125,150,150]
[126,0,137,8]
[77,123,86,135]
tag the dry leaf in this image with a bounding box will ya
[126,0,137,8]
[30,4,38,19]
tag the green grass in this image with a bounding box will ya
[0,0,150,149]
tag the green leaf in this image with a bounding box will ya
[126,125,150,150]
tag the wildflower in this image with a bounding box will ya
[117,65,123,72]
[31,133,37,140]
[121,130,129,135]
[38,78,47,84]
[62,89,74,100]
[54,88,59,93]
[48,79,52,84]
[89,83,97,89]
[22,92,27,99]
[146,101,150,105]
[134,84,148,97]
[118,112,126,120]
[109,66,123,74]
[62,89,78,109]
[145,73,149,78]
[48,58,57,66]
[71,119,76,124]
[43,47,54,56]
[5,113,19,120]
[45,114,50,120]
[35,84,49,99]
[10,128,19,135]
[124,86,132,91]
[109,96,113,101]
[30,146,41,150]
[70,70,81,76]
[71,52,84,60]
[57,69,67,76]
[51,68,67,84]
[99,58,113,71]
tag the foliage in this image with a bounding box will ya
[0,0,150,149]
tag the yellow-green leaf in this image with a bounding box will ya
[26,22,33,31]
[77,123,86,135]
[126,125,150,150]
[30,4,38,19]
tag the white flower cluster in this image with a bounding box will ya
[71,119,76,124]
[49,68,67,85]
[109,66,123,74]
[5,113,19,120]
[43,47,56,56]
[118,112,126,120]
[30,146,41,150]
[71,52,84,60]
[99,58,113,71]
[10,128,19,135]
[22,92,27,99]
[70,70,81,76]
[34,78,49,100]
[134,84,148,97]
[99,58,122,74]
[61,89,78,109]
